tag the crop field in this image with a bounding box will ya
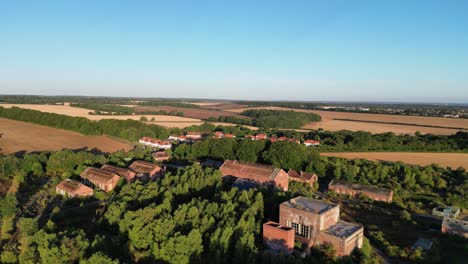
[320,152,468,169]
[0,118,132,154]
[134,105,248,119]
[199,103,249,110]
[226,106,468,135]
[0,104,204,128]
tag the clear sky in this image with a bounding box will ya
[1,0,467,103]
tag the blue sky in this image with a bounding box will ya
[1,0,467,102]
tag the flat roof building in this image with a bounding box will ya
[441,217,468,238]
[265,196,363,256]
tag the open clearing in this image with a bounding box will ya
[320,152,468,169]
[226,106,468,135]
[0,104,203,128]
[0,118,132,154]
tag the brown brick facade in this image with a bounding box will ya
[329,180,393,203]
[263,221,295,254]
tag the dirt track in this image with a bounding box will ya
[320,152,468,169]
[0,118,132,154]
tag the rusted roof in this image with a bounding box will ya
[80,167,120,184]
[329,180,393,197]
[129,160,160,174]
[56,179,93,194]
[220,160,282,181]
[101,164,133,178]
[288,170,318,181]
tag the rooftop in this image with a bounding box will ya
[282,196,337,214]
[81,167,119,184]
[288,170,318,181]
[329,179,393,197]
[129,160,160,174]
[322,220,362,238]
[101,164,132,177]
[56,179,92,193]
[220,160,282,181]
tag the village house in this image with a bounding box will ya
[214,131,224,138]
[264,196,363,256]
[441,217,468,238]
[152,151,170,161]
[129,160,164,180]
[138,137,172,149]
[168,135,178,141]
[269,137,278,143]
[328,180,393,203]
[245,135,255,140]
[177,135,187,142]
[80,167,121,192]
[56,179,93,197]
[219,160,289,191]
[304,140,320,147]
[278,136,288,141]
[101,164,137,182]
[288,138,300,144]
[224,133,236,138]
[255,134,267,140]
[186,131,202,140]
[288,170,318,187]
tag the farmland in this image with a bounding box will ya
[321,152,468,169]
[0,118,132,154]
[0,104,204,128]
[134,105,248,119]
[227,106,468,135]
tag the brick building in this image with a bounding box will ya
[288,170,318,187]
[328,180,393,203]
[441,217,468,238]
[266,196,363,256]
[219,160,289,191]
[80,167,121,192]
[186,132,202,140]
[152,151,170,162]
[56,179,93,197]
[129,160,164,180]
[263,221,295,254]
[101,164,137,182]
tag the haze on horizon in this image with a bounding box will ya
[1,0,467,103]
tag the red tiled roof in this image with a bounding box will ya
[80,167,120,185]
[220,160,283,181]
[129,160,161,174]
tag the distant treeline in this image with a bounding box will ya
[241,100,468,119]
[209,109,321,129]
[0,106,178,142]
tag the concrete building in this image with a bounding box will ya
[268,196,363,256]
[263,221,295,254]
[441,217,468,238]
[432,206,460,219]
[101,164,137,182]
[328,180,393,203]
[288,170,318,187]
[220,160,289,191]
[56,179,93,197]
[80,167,121,192]
[129,160,164,180]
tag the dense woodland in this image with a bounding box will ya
[70,103,135,115]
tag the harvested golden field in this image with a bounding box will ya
[187,102,225,106]
[0,118,132,154]
[0,104,203,128]
[320,152,468,169]
[134,105,248,119]
[200,103,249,110]
[227,106,468,135]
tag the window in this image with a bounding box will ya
[289,222,310,239]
